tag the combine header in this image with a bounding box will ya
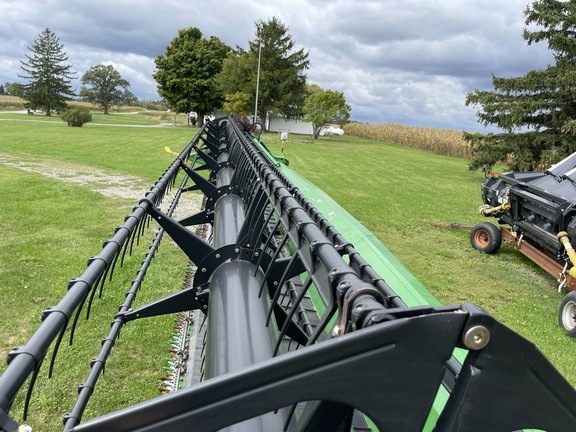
[1,116,576,431]
[472,152,576,337]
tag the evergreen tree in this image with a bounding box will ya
[154,27,230,125]
[219,17,310,124]
[19,28,75,116]
[465,0,576,171]
[0,84,4,95]
[80,65,130,114]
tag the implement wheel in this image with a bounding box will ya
[470,222,502,254]
[559,291,576,337]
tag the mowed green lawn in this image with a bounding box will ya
[1,114,576,431]
[266,131,576,384]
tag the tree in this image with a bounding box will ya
[223,91,252,116]
[154,27,230,125]
[218,17,310,124]
[465,0,576,171]
[80,65,130,114]
[303,86,351,139]
[0,84,4,95]
[4,82,26,97]
[19,28,75,116]
[121,88,138,106]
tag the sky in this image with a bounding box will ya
[0,0,555,132]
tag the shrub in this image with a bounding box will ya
[61,107,93,127]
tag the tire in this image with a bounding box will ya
[470,222,502,254]
[559,291,576,337]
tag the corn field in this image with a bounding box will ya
[0,95,26,111]
[344,122,470,159]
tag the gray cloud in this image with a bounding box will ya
[0,0,554,131]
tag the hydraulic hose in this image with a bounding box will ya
[557,231,576,278]
[478,202,511,217]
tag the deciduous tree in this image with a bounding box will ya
[303,86,351,139]
[154,27,230,125]
[4,82,26,97]
[121,89,138,106]
[218,17,310,124]
[80,65,130,114]
[19,28,75,116]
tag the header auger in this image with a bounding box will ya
[1,116,576,431]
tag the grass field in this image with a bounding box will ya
[1,112,576,430]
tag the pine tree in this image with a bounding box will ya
[219,17,310,123]
[19,28,75,116]
[465,0,576,171]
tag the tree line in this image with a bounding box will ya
[154,17,350,137]
[11,20,351,137]
[10,28,136,117]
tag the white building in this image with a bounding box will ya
[266,113,313,135]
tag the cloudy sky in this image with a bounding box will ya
[0,0,554,131]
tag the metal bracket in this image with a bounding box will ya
[119,289,209,322]
[143,199,214,264]
[179,162,217,198]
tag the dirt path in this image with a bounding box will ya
[0,153,202,217]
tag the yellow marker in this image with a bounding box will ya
[164,146,179,156]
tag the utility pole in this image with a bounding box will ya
[254,40,262,124]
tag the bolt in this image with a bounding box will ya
[255,251,260,257]
[215,253,220,259]
[463,325,490,350]
[201,268,206,273]
[234,247,240,253]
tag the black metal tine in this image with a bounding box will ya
[86,265,109,319]
[252,210,280,274]
[236,188,267,247]
[69,275,100,345]
[250,199,275,251]
[48,323,68,378]
[129,216,143,255]
[22,356,44,420]
[84,265,105,319]
[272,275,313,356]
[257,230,290,299]
[107,245,121,281]
[306,303,338,346]
[279,290,291,308]
[283,403,298,432]
[264,249,301,310]
[97,262,111,299]
[136,213,148,247]
[245,190,269,236]
[120,226,134,267]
